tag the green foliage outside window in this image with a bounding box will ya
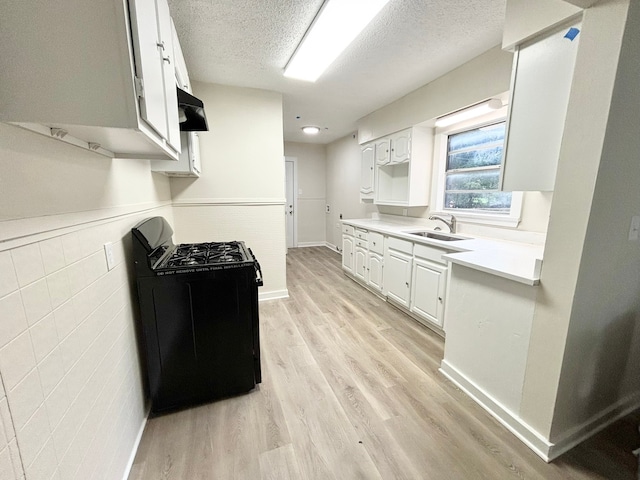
[444,122,511,213]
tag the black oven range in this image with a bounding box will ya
[132,216,262,414]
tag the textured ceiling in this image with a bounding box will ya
[168,0,506,144]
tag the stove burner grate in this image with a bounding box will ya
[162,241,248,269]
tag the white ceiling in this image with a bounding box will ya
[168,0,506,144]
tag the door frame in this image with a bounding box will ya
[285,156,298,249]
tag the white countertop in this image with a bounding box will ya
[341,218,543,286]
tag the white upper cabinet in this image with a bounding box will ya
[501,20,581,192]
[155,0,181,152]
[374,127,433,206]
[389,130,411,164]
[129,0,169,143]
[0,0,181,160]
[375,138,391,165]
[151,132,201,177]
[172,20,191,92]
[151,20,202,177]
[360,143,375,200]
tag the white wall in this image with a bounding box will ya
[283,142,327,246]
[357,46,513,143]
[325,134,377,250]
[521,0,640,446]
[0,123,172,480]
[170,82,287,299]
[502,0,582,49]
[327,45,552,242]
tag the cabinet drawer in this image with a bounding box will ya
[355,228,368,240]
[368,232,384,255]
[355,239,368,249]
[387,236,413,255]
[414,243,449,265]
[342,224,355,236]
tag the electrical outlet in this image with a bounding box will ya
[629,216,640,241]
[326,204,330,213]
[104,242,116,270]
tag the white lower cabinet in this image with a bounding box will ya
[342,237,354,273]
[341,223,449,333]
[384,244,413,309]
[354,245,368,282]
[410,258,447,328]
[342,231,355,274]
[367,252,384,292]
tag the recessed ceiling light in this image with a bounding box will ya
[302,126,321,135]
[284,0,391,82]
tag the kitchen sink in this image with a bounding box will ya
[405,231,465,241]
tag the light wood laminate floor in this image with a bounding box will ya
[130,246,639,480]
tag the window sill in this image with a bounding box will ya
[444,210,521,228]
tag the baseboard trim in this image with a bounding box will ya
[439,360,553,462]
[547,392,640,460]
[325,242,340,253]
[121,410,149,480]
[296,242,326,247]
[259,289,289,301]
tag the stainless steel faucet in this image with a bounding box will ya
[429,213,457,233]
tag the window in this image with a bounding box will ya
[443,122,512,213]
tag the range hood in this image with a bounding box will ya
[177,87,209,131]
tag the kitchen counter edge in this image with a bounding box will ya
[341,218,542,286]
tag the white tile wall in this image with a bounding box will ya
[0,252,18,298]
[0,332,37,391]
[0,207,170,480]
[20,280,52,327]
[0,292,29,349]
[11,244,45,288]
[38,239,65,277]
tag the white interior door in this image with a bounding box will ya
[285,159,296,249]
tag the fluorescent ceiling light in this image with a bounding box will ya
[284,0,391,82]
[302,126,320,135]
[435,99,503,128]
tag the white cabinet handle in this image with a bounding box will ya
[156,41,165,50]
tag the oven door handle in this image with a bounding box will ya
[247,248,263,286]
[254,261,264,287]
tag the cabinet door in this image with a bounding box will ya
[375,138,390,165]
[390,130,411,164]
[502,21,580,192]
[354,246,368,282]
[360,144,375,195]
[156,0,181,151]
[129,0,169,140]
[172,19,191,91]
[367,252,384,292]
[410,258,447,328]
[384,249,412,308]
[342,235,354,273]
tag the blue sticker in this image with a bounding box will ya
[564,27,580,41]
